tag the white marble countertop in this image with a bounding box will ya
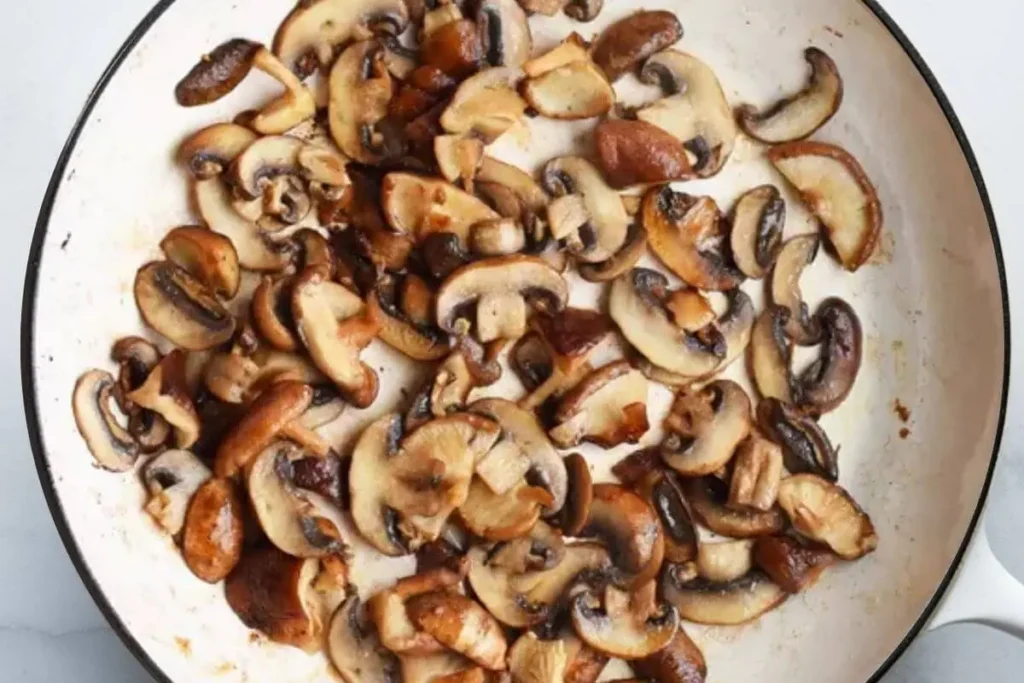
[2,0,1023,680]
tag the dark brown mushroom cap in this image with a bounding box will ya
[134,261,236,351]
[581,484,664,587]
[594,119,694,189]
[160,226,241,300]
[636,472,697,565]
[560,453,593,536]
[591,10,683,82]
[422,19,485,78]
[632,629,707,683]
[680,476,786,538]
[753,536,837,594]
[661,567,786,625]
[793,298,863,414]
[251,276,300,352]
[757,398,839,481]
[182,478,244,583]
[175,39,261,106]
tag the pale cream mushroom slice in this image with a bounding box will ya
[636,50,737,177]
[738,48,844,144]
[177,123,258,179]
[521,36,613,120]
[127,350,202,449]
[696,540,755,584]
[749,306,795,404]
[134,261,236,351]
[767,141,883,272]
[660,566,786,626]
[329,39,400,165]
[203,346,326,405]
[507,632,569,683]
[729,185,785,280]
[435,134,485,189]
[728,434,784,512]
[770,234,822,345]
[142,449,211,537]
[273,0,410,76]
[160,226,240,299]
[542,157,629,264]
[458,478,552,541]
[72,370,139,472]
[328,595,402,683]
[440,68,527,143]
[292,264,381,408]
[487,520,565,574]
[435,255,568,343]
[405,340,503,431]
[470,218,526,257]
[381,172,500,245]
[660,380,751,477]
[476,0,532,68]
[549,361,649,450]
[406,592,508,670]
[193,177,293,272]
[570,582,678,660]
[777,474,878,560]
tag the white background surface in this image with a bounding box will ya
[2,0,1022,681]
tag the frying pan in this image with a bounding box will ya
[20,0,1024,681]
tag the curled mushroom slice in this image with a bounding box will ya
[329,40,402,165]
[110,336,161,413]
[549,361,649,450]
[749,307,795,404]
[738,48,843,144]
[251,276,299,352]
[476,156,549,224]
[204,347,326,405]
[134,261,236,351]
[591,10,683,82]
[489,521,565,573]
[636,51,737,177]
[661,566,786,626]
[578,223,647,283]
[522,39,613,120]
[182,478,244,583]
[142,449,211,536]
[696,540,755,584]
[441,67,527,143]
[777,474,878,560]
[767,141,883,272]
[476,0,532,68]
[793,298,863,415]
[370,277,449,361]
[368,561,467,656]
[661,380,751,477]
[127,350,201,449]
[292,264,381,408]
[160,226,241,299]
[680,477,786,538]
[459,478,551,540]
[543,157,629,263]
[770,234,822,345]
[581,484,664,588]
[328,595,402,683]
[594,119,694,189]
[642,187,742,291]
[382,172,500,245]
[570,582,678,660]
[436,256,568,343]
[757,399,839,481]
[406,342,502,430]
[72,370,139,472]
[729,185,785,280]
[728,434,784,512]
[406,592,508,670]
[560,453,593,537]
[194,178,293,272]
[632,629,707,683]
[273,0,409,77]
[177,123,258,179]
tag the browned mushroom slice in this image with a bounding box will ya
[193,178,293,272]
[578,223,647,283]
[177,123,258,179]
[476,156,550,224]
[160,226,240,300]
[214,381,313,478]
[777,474,878,560]
[549,361,649,449]
[543,157,630,263]
[570,582,678,660]
[406,342,502,430]
[458,478,551,540]
[661,380,751,477]
[642,187,742,291]
[251,276,299,352]
[382,172,500,245]
[489,521,566,573]
[368,562,467,656]
[793,298,863,415]
[329,40,401,165]
[590,10,683,82]
[632,629,706,683]
[476,0,532,68]
[134,261,236,351]
[770,234,822,345]
[72,370,139,471]
[507,632,570,683]
[273,0,409,77]
[435,256,568,343]
[634,471,697,565]
[680,477,786,538]
[467,543,610,627]
[749,307,795,404]
[127,350,201,449]
[369,277,449,361]
[406,592,508,670]
[611,448,663,487]
[753,536,837,594]
[560,453,593,536]
[435,135,485,189]
[767,141,883,272]
[564,0,602,22]
[581,484,663,588]
[441,68,527,143]
[738,48,843,144]
[636,50,737,177]
[182,478,244,583]
[421,19,484,78]
[728,434,784,512]
[203,347,325,405]
[292,264,381,408]
[328,595,402,683]
[594,119,694,189]
[729,185,785,280]
[661,566,786,625]
[522,42,614,120]
[757,398,839,481]
[401,653,483,683]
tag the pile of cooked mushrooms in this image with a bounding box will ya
[71,0,883,680]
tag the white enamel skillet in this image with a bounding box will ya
[20,0,1024,681]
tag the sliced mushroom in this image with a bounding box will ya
[488,521,565,573]
[177,123,258,179]
[521,40,613,120]
[753,535,837,594]
[632,629,706,683]
[661,380,751,477]
[110,336,161,413]
[610,448,662,487]
[329,40,400,165]
[738,48,843,144]
[440,68,527,143]
[636,51,737,177]
[729,185,785,280]
[591,10,683,82]
[175,40,316,134]
[406,592,508,670]
[422,2,466,38]
[543,157,629,263]
[696,540,754,584]
[518,0,568,16]
[680,477,786,538]
[770,234,821,345]
[72,370,139,471]
[368,562,467,656]
[193,177,293,272]
[476,0,531,68]
[382,172,500,244]
[160,226,240,299]
[369,277,449,361]
[578,223,647,283]
[642,187,742,291]
[476,156,549,222]
[560,453,593,536]
[127,350,201,449]
[661,567,786,625]
[421,19,484,78]
[507,632,569,683]
[594,119,694,189]
[749,307,795,404]
[203,347,326,405]
[776,474,878,560]
[580,484,663,588]
[466,543,610,627]
[401,653,483,683]
[757,398,839,481]
[435,255,568,343]
[182,478,244,583]
[292,264,381,408]
[435,134,486,189]
[134,261,236,351]
[563,0,602,23]
[728,434,784,512]
[252,276,300,352]
[406,342,502,430]
[142,450,211,536]
[328,595,402,683]
[470,218,526,256]
[549,361,649,449]
[792,298,862,415]
[570,582,678,660]
[767,141,883,272]
[634,471,697,565]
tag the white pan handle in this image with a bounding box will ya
[927,514,1024,639]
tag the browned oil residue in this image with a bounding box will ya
[893,399,911,423]
[899,428,911,440]
[825,26,845,38]
[175,637,192,656]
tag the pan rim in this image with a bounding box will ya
[19,1,1011,681]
